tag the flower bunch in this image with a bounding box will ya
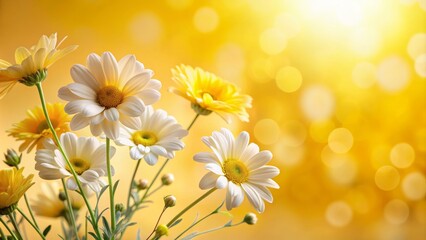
[0,34,280,240]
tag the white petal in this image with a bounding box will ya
[137,89,161,105]
[58,86,79,101]
[242,183,265,213]
[246,151,273,170]
[90,114,105,125]
[67,83,96,100]
[234,131,249,159]
[90,123,103,136]
[71,64,100,90]
[199,172,218,189]
[64,100,90,114]
[144,153,158,166]
[104,108,120,121]
[205,163,224,175]
[66,178,78,191]
[115,137,134,146]
[81,170,100,182]
[120,115,141,129]
[87,53,105,84]
[216,175,228,189]
[60,133,78,158]
[193,152,219,164]
[130,146,144,160]
[122,71,151,96]
[255,179,280,189]
[118,55,136,81]
[117,96,145,116]
[240,143,260,163]
[102,52,119,85]
[150,145,168,158]
[82,104,105,117]
[101,119,120,140]
[249,166,280,180]
[70,113,90,131]
[250,184,273,203]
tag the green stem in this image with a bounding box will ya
[186,114,200,131]
[183,222,243,239]
[8,213,22,240]
[35,82,101,238]
[126,159,142,211]
[0,217,18,240]
[166,188,216,228]
[16,208,46,240]
[106,138,116,237]
[146,207,167,240]
[61,179,79,240]
[145,185,164,199]
[174,210,216,239]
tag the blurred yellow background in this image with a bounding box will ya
[1,0,426,239]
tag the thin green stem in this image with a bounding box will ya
[61,179,79,240]
[182,221,244,239]
[174,210,216,239]
[8,213,22,240]
[35,82,101,238]
[16,208,45,240]
[126,159,142,211]
[186,114,200,131]
[0,217,18,240]
[146,207,167,240]
[166,188,216,228]
[106,138,116,237]
[145,185,164,199]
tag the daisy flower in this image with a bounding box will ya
[170,65,252,123]
[31,182,87,218]
[8,103,70,153]
[0,33,77,99]
[35,132,115,192]
[58,52,161,140]
[0,168,34,215]
[115,106,188,165]
[194,128,280,213]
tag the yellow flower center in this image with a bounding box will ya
[223,159,249,184]
[66,158,90,175]
[97,86,123,109]
[132,131,158,146]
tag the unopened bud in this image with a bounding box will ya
[115,203,124,213]
[161,173,174,186]
[3,149,21,167]
[137,179,149,191]
[164,195,176,208]
[58,191,67,201]
[155,224,169,238]
[243,213,257,225]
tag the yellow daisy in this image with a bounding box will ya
[170,64,252,122]
[8,103,71,153]
[0,33,78,99]
[0,168,34,215]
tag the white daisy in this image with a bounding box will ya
[194,128,280,213]
[58,52,161,140]
[115,106,188,165]
[31,182,87,218]
[35,132,116,192]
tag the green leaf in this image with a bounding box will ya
[43,225,52,236]
[182,232,198,240]
[169,218,183,228]
[101,216,111,236]
[88,232,99,240]
[224,220,233,227]
[113,180,120,195]
[136,229,141,240]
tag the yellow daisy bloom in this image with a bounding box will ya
[8,103,71,153]
[0,33,78,99]
[170,64,252,123]
[0,168,34,215]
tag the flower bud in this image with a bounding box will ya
[243,212,257,225]
[161,173,174,186]
[115,203,125,213]
[164,195,176,208]
[136,179,149,191]
[3,149,21,167]
[155,224,169,238]
[58,191,67,201]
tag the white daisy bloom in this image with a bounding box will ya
[35,132,116,192]
[194,128,280,213]
[115,106,188,165]
[58,52,161,140]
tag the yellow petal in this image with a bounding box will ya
[15,47,31,64]
[0,59,11,68]
[0,81,17,100]
[45,45,78,67]
[33,48,48,69]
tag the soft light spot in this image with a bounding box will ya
[402,172,426,200]
[407,33,426,60]
[259,28,287,55]
[415,54,426,78]
[328,128,354,154]
[328,155,358,186]
[420,0,426,11]
[350,27,381,57]
[309,120,335,143]
[325,201,353,227]
[384,199,409,225]
[193,7,219,33]
[375,166,400,191]
[275,13,300,38]
[275,66,303,93]
[253,119,281,145]
[280,120,307,147]
[274,140,305,166]
[390,143,415,169]
[300,85,335,121]
[335,0,362,26]
[352,62,376,89]
[129,13,163,44]
[377,56,411,93]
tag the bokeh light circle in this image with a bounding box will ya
[415,54,426,78]
[377,56,411,93]
[325,201,353,227]
[328,155,358,186]
[259,28,287,55]
[129,13,163,44]
[275,66,303,93]
[300,85,335,121]
[407,33,426,59]
[375,166,400,191]
[273,140,305,166]
[402,172,426,201]
[253,118,281,145]
[193,7,219,33]
[328,128,354,154]
[352,62,376,88]
[390,142,415,169]
[281,120,307,147]
[384,199,410,225]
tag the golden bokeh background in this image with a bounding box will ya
[1,0,426,239]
